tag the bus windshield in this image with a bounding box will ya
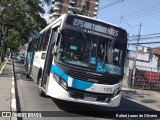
[56,29,125,75]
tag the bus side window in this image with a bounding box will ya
[37,35,42,51]
[32,39,36,51]
[31,40,35,51]
[49,28,59,54]
[40,32,47,51]
[35,38,39,51]
[29,41,33,51]
[43,28,51,51]
[27,42,31,52]
[46,43,55,76]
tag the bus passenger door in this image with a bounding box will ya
[41,29,57,89]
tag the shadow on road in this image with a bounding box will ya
[52,96,157,119]
[122,90,150,99]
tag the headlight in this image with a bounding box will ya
[53,73,60,84]
[53,73,68,90]
[61,78,68,90]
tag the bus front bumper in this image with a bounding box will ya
[47,75,122,107]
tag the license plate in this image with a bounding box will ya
[84,95,97,102]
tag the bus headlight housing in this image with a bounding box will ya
[53,73,68,90]
[53,73,60,84]
[61,78,68,90]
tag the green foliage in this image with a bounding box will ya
[0,47,3,53]
[1,0,47,35]
[0,0,49,51]
[4,30,25,51]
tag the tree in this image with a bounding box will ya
[0,0,49,61]
[4,30,25,51]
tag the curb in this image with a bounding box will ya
[11,59,17,120]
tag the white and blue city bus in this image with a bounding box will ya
[25,13,128,107]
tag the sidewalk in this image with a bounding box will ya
[122,87,160,111]
[0,59,13,119]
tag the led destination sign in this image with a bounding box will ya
[66,15,124,39]
[73,18,119,36]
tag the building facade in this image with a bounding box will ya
[123,47,160,90]
[49,0,99,23]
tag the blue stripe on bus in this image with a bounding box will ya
[61,73,68,81]
[72,79,78,88]
[50,65,68,81]
[72,78,93,90]
[50,64,93,90]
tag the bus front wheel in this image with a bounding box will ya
[38,75,46,97]
[39,87,46,97]
[25,71,30,78]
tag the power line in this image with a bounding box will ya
[128,42,160,45]
[122,2,160,18]
[129,35,160,41]
[99,0,124,11]
[120,16,139,28]
[141,33,160,37]
[116,9,160,23]
[129,32,160,39]
[106,2,160,22]
[123,8,160,21]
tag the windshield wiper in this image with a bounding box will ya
[81,30,92,51]
[105,36,116,55]
[102,36,116,65]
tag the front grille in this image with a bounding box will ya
[69,88,112,103]
[66,70,122,85]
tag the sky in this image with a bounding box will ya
[97,0,160,49]
[43,0,160,49]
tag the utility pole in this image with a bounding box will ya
[132,23,142,88]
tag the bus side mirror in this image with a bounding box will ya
[41,53,46,59]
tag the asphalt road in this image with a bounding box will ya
[13,59,158,120]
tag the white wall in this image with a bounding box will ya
[127,51,158,69]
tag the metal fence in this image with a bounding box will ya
[132,65,160,90]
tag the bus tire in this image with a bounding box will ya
[39,87,46,97]
[38,74,46,97]
[25,71,30,78]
